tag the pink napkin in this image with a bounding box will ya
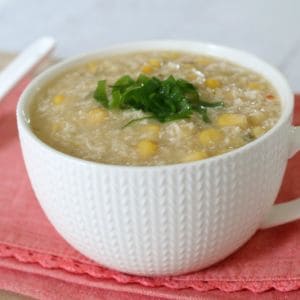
[0,79,300,299]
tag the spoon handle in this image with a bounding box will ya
[0,37,56,101]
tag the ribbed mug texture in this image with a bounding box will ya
[19,119,288,275]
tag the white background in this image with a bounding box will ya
[0,0,300,91]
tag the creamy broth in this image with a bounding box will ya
[30,51,281,165]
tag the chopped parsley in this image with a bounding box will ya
[93,74,223,127]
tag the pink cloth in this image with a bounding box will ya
[0,79,300,299]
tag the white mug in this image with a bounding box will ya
[17,41,300,276]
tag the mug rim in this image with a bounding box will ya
[16,39,294,170]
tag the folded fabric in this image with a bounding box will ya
[0,79,300,299]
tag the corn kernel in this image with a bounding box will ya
[52,95,65,105]
[87,62,98,74]
[247,82,263,90]
[137,140,158,158]
[182,151,208,162]
[141,65,154,74]
[148,59,161,68]
[87,108,108,124]
[217,113,248,129]
[248,112,266,126]
[205,78,222,89]
[198,128,224,146]
[251,126,266,138]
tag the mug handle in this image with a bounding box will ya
[260,126,300,229]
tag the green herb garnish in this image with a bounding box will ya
[93,74,223,126]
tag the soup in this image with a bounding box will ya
[30,51,281,166]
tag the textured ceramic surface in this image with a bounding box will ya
[17,41,300,276]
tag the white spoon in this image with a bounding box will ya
[0,37,56,102]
